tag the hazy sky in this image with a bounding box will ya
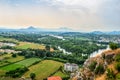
[0,0,120,32]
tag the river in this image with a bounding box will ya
[58,45,110,57]
[90,45,110,57]
[52,34,110,57]
[49,35,65,40]
[58,46,72,54]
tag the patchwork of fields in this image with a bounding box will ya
[0,36,68,80]
[0,54,24,67]
[0,58,41,71]
[23,60,64,80]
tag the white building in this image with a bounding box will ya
[64,63,79,72]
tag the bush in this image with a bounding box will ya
[89,61,97,71]
[115,62,120,71]
[95,64,105,74]
[116,73,120,80]
[115,54,120,62]
[30,73,36,80]
[12,54,17,58]
[106,68,115,80]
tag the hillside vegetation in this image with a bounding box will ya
[72,47,120,80]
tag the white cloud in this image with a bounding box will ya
[44,0,105,14]
[0,0,120,31]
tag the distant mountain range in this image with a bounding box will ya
[0,26,120,35]
[19,26,73,32]
[91,31,120,35]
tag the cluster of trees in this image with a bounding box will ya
[109,42,119,50]
[5,67,29,78]
[17,49,85,64]
[0,46,13,49]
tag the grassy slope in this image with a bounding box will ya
[23,60,63,80]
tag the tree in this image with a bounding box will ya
[109,42,118,50]
[30,73,36,80]
[12,54,17,58]
[45,45,50,51]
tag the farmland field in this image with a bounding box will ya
[15,42,45,49]
[7,56,24,62]
[0,58,41,71]
[0,54,24,67]
[0,64,24,71]
[0,36,18,43]
[23,60,63,80]
[15,58,40,67]
[15,42,54,51]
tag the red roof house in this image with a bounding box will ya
[48,76,62,80]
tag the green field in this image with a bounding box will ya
[0,58,41,71]
[0,36,18,43]
[7,56,24,62]
[15,42,45,49]
[15,42,54,51]
[0,64,24,71]
[0,54,24,67]
[15,58,40,67]
[53,70,69,79]
[23,60,63,80]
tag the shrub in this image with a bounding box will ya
[12,54,17,58]
[115,54,120,62]
[106,68,115,80]
[116,73,120,80]
[89,61,97,71]
[30,73,36,80]
[115,62,120,71]
[95,64,105,74]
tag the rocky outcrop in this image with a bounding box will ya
[71,49,120,80]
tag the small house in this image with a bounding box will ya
[64,63,79,72]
